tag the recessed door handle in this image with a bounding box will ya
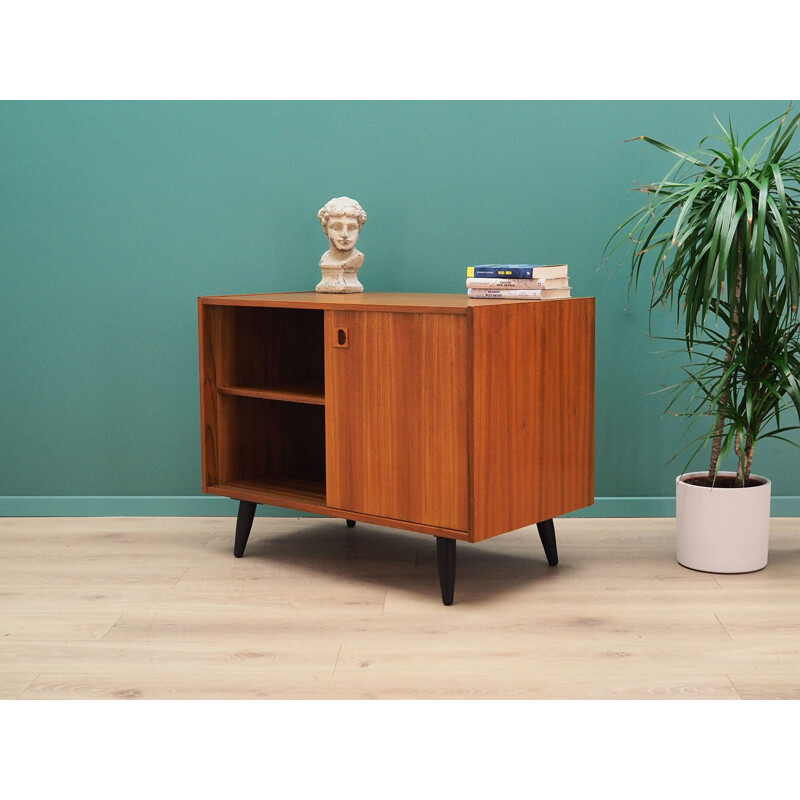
[333,327,349,348]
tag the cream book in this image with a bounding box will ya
[466,276,570,290]
[467,287,572,300]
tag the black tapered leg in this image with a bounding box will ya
[234,500,257,558]
[346,519,356,528]
[537,518,558,566]
[436,536,457,606]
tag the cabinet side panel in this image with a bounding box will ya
[326,310,469,532]
[199,301,220,490]
[471,299,595,540]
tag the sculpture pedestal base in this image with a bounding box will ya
[316,267,363,294]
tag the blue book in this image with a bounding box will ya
[467,264,568,279]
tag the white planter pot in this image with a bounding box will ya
[675,471,771,573]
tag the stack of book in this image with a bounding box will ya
[465,264,571,299]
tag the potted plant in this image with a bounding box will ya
[606,107,800,573]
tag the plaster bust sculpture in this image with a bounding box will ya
[316,196,367,293]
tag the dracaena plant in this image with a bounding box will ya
[606,107,800,487]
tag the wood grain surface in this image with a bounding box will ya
[200,293,595,542]
[3,516,800,700]
[325,310,469,532]
[470,298,595,540]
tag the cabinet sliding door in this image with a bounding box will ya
[325,310,468,532]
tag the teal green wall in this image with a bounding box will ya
[2,100,799,516]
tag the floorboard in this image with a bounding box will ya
[2,516,799,699]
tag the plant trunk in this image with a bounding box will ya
[708,413,725,482]
[708,236,743,483]
[735,432,744,487]
[735,431,742,486]
[734,432,755,487]
[744,434,754,485]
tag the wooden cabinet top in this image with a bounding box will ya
[199,291,591,314]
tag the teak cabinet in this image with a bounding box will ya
[198,292,595,604]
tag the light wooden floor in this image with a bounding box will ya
[2,515,800,699]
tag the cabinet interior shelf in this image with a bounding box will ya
[208,477,327,508]
[218,383,325,405]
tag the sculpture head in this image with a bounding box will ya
[318,197,367,253]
